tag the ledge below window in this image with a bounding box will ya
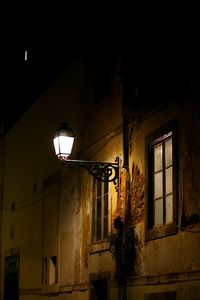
[90,240,110,254]
[146,223,178,241]
[41,284,59,295]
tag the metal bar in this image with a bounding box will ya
[63,159,119,166]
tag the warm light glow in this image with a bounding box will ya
[53,123,119,190]
[53,135,74,160]
[25,50,28,61]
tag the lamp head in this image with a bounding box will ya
[53,123,74,162]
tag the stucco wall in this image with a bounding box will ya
[1,59,83,299]
[1,51,124,299]
[125,84,200,298]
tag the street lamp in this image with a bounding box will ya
[53,123,119,190]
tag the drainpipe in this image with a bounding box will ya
[119,59,132,300]
[117,117,129,300]
[123,118,129,170]
[121,117,130,300]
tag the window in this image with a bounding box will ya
[4,255,19,300]
[42,258,48,285]
[49,256,57,285]
[92,179,109,243]
[42,256,57,285]
[146,121,178,239]
[91,279,108,300]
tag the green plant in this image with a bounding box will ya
[109,230,123,263]
[109,223,137,278]
[124,225,136,274]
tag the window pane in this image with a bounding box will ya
[165,166,173,194]
[104,192,108,239]
[97,197,101,218]
[166,194,173,223]
[93,180,109,242]
[50,256,57,285]
[154,171,163,198]
[154,198,163,225]
[165,138,172,167]
[97,219,101,241]
[104,182,108,194]
[92,195,95,239]
[104,194,108,216]
[104,216,108,239]
[97,180,101,197]
[154,144,162,172]
[42,258,47,284]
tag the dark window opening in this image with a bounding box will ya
[4,255,19,300]
[91,279,108,300]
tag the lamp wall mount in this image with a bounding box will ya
[53,123,119,191]
[60,156,119,191]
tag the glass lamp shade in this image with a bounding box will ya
[53,123,74,161]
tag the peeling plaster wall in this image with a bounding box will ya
[128,84,200,285]
[80,133,123,283]
[130,163,145,225]
[2,37,200,300]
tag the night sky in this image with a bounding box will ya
[1,7,92,131]
[1,8,200,131]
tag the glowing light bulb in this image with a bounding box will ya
[25,50,28,61]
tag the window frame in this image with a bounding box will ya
[42,256,58,286]
[145,120,178,240]
[92,179,110,244]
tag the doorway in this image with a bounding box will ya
[4,254,19,300]
[91,279,108,300]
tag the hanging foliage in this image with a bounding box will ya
[109,216,137,276]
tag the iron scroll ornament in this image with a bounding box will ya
[61,157,119,191]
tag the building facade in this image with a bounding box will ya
[1,27,200,300]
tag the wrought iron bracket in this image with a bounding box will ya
[61,157,119,191]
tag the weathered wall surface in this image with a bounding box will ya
[1,36,200,300]
[1,59,83,300]
[180,85,200,222]
[1,50,124,300]
[125,83,200,298]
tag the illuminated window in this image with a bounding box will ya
[92,179,109,242]
[146,121,178,240]
[24,50,28,61]
[153,133,173,225]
